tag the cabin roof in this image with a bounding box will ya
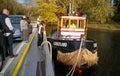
[60,16,86,20]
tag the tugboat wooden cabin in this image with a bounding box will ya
[57,16,87,39]
[48,16,98,68]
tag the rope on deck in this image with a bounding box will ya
[57,49,98,68]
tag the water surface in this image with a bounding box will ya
[55,28,120,76]
[87,29,120,76]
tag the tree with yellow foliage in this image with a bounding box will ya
[35,0,58,22]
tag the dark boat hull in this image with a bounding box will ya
[47,38,97,53]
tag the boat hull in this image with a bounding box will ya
[47,37,98,68]
[47,38,97,53]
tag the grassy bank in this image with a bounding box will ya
[88,23,120,31]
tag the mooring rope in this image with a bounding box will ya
[41,40,52,60]
[40,30,53,60]
[66,37,84,76]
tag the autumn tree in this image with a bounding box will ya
[34,0,114,23]
[57,0,114,23]
[56,0,82,15]
[23,0,35,17]
[35,0,58,22]
[0,0,26,15]
[80,0,114,23]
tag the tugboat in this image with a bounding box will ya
[47,15,98,71]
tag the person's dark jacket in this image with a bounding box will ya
[0,14,8,58]
[0,14,13,46]
[0,14,12,33]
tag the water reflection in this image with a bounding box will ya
[88,29,120,76]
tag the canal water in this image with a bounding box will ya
[55,28,120,76]
[87,28,120,76]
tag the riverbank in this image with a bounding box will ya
[88,23,120,31]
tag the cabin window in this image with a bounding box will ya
[60,18,86,29]
[79,20,85,29]
[70,20,77,28]
[62,19,69,28]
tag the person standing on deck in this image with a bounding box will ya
[37,21,46,47]
[20,16,29,44]
[0,9,17,58]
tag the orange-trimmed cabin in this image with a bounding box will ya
[57,16,87,39]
